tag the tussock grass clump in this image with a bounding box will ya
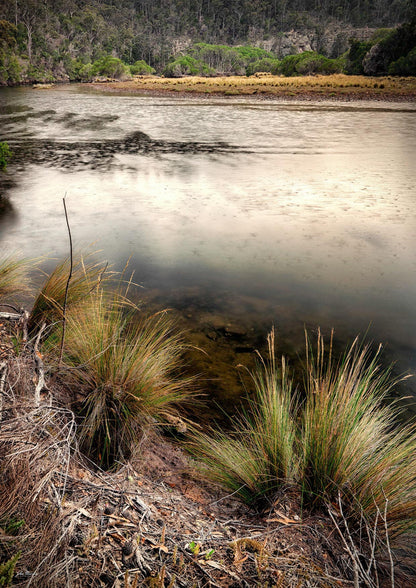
[192,329,416,539]
[62,291,195,467]
[192,329,297,505]
[0,254,31,302]
[301,333,416,537]
[30,252,108,329]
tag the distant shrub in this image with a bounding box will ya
[346,39,373,74]
[163,55,214,77]
[65,58,93,81]
[279,51,343,76]
[370,28,395,44]
[388,46,416,76]
[234,46,273,61]
[25,64,54,83]
[363,20,416,76]
[246,57,281,76]
[91,55,131,80]
[0,51,21,85]
[130,59,155,75]
[185,43,273,76]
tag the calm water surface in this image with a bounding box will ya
[1,85,415,407]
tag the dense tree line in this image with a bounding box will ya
[0,0,415,84]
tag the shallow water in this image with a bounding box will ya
[1,85,415,409]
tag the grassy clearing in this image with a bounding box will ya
[192,328,416,540]
[99,73,416,99]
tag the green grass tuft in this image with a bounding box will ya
[0,254,31,302]
[62,290,196,468]
[29,252,108,329]
[191,329,416,538]
[191,328,297,504]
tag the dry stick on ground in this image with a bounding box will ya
[328,493,379,588]
[59,195,73,367]
[34,322,48,406]
[0,361,7,420]
[381,490,395,588]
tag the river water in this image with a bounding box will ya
[1,85,415,410]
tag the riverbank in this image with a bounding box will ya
[1,319,414,587]
[88,73,416,100]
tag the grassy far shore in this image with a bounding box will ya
[89,73,416,100]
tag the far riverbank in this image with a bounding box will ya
[87,73,416,101]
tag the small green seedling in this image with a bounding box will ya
[187,541,201,556]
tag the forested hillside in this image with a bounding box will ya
[0,0,415,83]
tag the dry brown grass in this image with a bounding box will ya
[94,74,416,99]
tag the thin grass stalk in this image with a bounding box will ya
[58,196,73,367]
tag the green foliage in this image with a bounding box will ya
[234,46,273,61]
[130,59,155,75]
[25,64,54,83]
[65,57,93,82]
[60,290,195,468]
[0,142,12,171]
[279,51,343,76]
[0,21,21,84]
[246,57,281,76]
[389,46,416,75]
[346,39,373,74]
[0,20,17,51]
[363,19,416,75]
[91,54,131,80]
[370,28,395,44]
[192,329,416,538]
[1,518,24,535]
[0,552,20,587]
[163,55,214,77]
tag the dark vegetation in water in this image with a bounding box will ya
[6,129,244,171]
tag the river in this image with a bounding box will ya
[1,84,415,411]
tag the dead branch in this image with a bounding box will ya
[34,322,48,407]
[59,195,73,367]
[0,360,7,420]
